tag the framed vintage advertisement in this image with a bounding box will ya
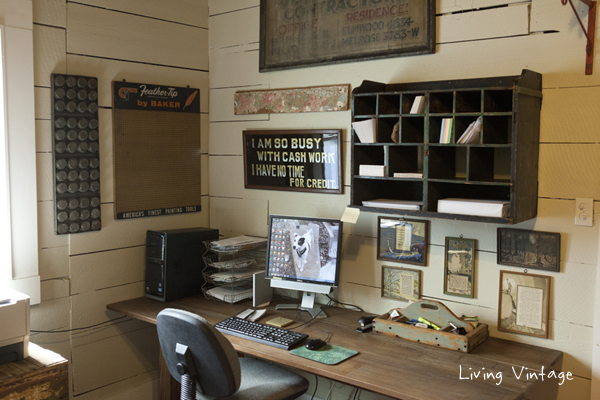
[382,266,421,302]
[444,237,475,298]
[243,129,342,194]
[498,270,550,338]
[497,228,561,272]
[112,81,202,220]
[259,0,436,72]
[377,217,428,266]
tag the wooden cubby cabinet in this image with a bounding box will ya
[350,69,542,224]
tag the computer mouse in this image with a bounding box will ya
[305,338,327,351]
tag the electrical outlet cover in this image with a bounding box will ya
[575,198,593,227]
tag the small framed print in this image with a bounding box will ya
[377,217,428,266]
[444,237,475,298]
[498,270,551,338]
[497,228,561,272]
[382,266,421,302]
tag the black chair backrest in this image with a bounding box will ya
[157,308,241,397]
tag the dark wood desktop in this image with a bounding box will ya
[107,295,563,400]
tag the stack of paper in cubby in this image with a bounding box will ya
[457,116,482,144]
[410,96,426,114]
[362,199,422,210]
[437,198,509,218]
[359,165,386,176]
[393,172,423,179]
[440,118,453,143]
[352,119,376,143]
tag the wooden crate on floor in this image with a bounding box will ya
[0,343,68,400]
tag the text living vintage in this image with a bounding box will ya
[459,365,573,386]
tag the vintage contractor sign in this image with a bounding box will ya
[243,130,342,194]
[260,0,435,71]
[112,81,202,219]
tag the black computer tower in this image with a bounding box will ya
[145,227,219,301]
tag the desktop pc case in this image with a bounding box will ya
[145,227,219,301]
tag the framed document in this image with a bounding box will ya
[377,217,428,266]
[497,228,561,272]
[498,270,550,339]
[443,237,475,298]
[243,129,342,194]
[259,0,436,71]
[382,266,421,302]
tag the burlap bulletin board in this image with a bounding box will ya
[112,82,201,219]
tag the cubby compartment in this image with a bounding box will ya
[353,145,385,175]
[401,93,426,114]
[353,177,423,205]
[468,146,511,183]
[389,146,423,176]
[354,94,377,116]
[429,92,453,113]
[378,94,400,115]
[400,116,425,143]
[378,117,399,143]
[482,115,512,144]
[483,90,513,112]
[455,90,482,113]
[427,181,511,213]
[428,146,466,181]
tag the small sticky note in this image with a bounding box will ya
[341,207,360,224]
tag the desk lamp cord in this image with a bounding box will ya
[31,315,131,333]
[310,376,318,400]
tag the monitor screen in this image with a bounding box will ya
[265,215,342,287]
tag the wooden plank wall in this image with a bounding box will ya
[208,1,598,399]
[30,1,209,399]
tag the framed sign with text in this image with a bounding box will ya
[259,0,436,72]
[112,81,202,219]
[243,129,342,194]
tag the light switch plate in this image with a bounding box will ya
[575,198,593,226]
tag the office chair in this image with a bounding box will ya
[156,308,310,400]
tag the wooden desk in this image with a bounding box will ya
[107,296,563,400]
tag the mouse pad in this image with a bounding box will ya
[290,344,358,365]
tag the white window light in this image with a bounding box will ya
[0,20,40,304]
[0,26,8,285]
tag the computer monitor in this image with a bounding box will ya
[265,215,342,318]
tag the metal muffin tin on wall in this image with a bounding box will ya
[51,74,101,234]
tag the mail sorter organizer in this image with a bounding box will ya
[373,300,489,352]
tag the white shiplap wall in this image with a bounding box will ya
[208,1,597,400]
[31,1,209,399]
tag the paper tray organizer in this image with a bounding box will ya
[373,300,488,353]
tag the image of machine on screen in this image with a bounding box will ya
[265,215,342,318]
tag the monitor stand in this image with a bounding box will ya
[275,291,327,318]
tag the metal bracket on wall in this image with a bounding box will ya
[562,0,597,75]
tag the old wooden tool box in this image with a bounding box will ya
[373,300,488,352]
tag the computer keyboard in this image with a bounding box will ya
[215,316,308,350]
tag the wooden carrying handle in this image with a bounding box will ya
[399,300,474,332]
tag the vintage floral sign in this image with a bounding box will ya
[234,84,350,114]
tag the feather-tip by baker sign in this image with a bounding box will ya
[113,81,200,113]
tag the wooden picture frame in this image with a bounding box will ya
[498,270,550,338]
[243,129,342,194]
[377,217,428,266]
[444,237,475,298]
[497,228,561,272]
[259,0,436,72]
[381,266,421,302]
